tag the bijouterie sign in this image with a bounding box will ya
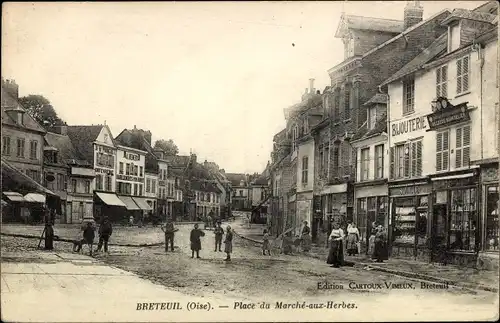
[391,116,427,136]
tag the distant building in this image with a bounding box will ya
[226,173,250,211]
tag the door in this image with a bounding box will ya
[431,203,448,262]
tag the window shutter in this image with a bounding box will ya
[436,67,441,97]
[456,59,463,94]
[443,131,449,170]
[390,147,395,179]
[463,125,471,167]
[442,66,448,97]
[416,140,422,176]
[456,127,463,168]
[436,132,443,171]
[404,143,410,177]
[463,56,469,92]
[411,141,417,177]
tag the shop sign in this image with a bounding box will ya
[116,174,142,182]
[391,116,427,137]
[95,168,114,176]
[390,184,430,196]
[432,175,478,190]
[481,167,498,182]
[426,98,470,130]
[124,151,140,161]
[158,180,166,186]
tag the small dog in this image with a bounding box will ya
[72,239,86,253]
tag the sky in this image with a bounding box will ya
[2,1,485,174]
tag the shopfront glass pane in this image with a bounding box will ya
[377,196,388,228]
[450,188,477,251]
[357,198,367,242]
[485,186,499,251]
[393,197,415,245]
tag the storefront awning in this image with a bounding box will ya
[1,159,56,196]
[95,192,127,207]
[24,193,46,203]
[132,197,153,211]
[431,173,474,181]
[3,191,26,202]
[118,195,141,211]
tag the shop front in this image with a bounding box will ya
[430,169,480,267]
[354,181,388,254]
[296,192,313,235]
[287,192,296,234]
[93,191,127,224]
[318,183,354,243]
[478,164,499,270]
[388,180,431,261]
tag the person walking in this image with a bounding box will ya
[262,229,271,255]
[346,221,360,256]
[77,222,95,256]
[224,225,233,261]
[373,225,387,262]
[161,216,177,252]
[368,221,377,258]
[301,221,312,252]
[97,216,113,254]
[214,221,224,252]
[190,223,205,258]
[326,222,345,268]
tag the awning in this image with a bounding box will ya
[431,173,474,181]
[1,158,56,196]
[132,197,153,211]
[95,192,127,207]
[24,193,46,203]
[118,195,141,211]
[2,192,25,202]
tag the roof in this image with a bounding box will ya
[380,33,448,86]
[441,8,497,25]
[226,173,247,187]
[252,176,268,186]
[352,114,388,142]
[115,128,158,172]
[66,125,105,162]
[2,158,55,196]
[1,89,47,134]
[336,14,404,38]
[164,155,191,167]
[191,180,221,194]
[363,93,388,106]
[44,132,88,166]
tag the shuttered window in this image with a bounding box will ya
[456,55,469,95]
[360,148,369,181]
[301,156,308,184]
[456,125,471,168]
[391,140,422,179]
[436,65,448,97]
[334,89,341,122]
[344,85,351,120]
[436,131,450,171]
[403,78,415,114]
[374,144,384,179]
[411,140,422,177]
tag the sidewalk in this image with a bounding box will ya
[234,225,499,293]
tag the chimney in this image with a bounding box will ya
[144,130,152,145]
[54,125,67,135]
[309,78,315,94]
[404,1,423,30]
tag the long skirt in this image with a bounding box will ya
[191,240,202,251]
[301,235,312,251]
[262,240,270,251]
[368,235,376,257]
[373,240,387,262]
[224,241,233,254]
[326,239,344,267]
[346,233,358,255]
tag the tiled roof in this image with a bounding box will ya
[442,8,497,25]
[336,14,404,37]
[252,176,268,186]
[2,158,55,195]
[164,155,191,167]
[226,173,247,187]
[66,125,104,162]
[191,180,221,194]
[380,33,447,86]
[1,89,47,134]
[363,93,388,106]
[44,132,88,166]
[115,129,158,172]
[352,114,388,142]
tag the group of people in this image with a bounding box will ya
[161,217,234,261]
[73,216,113,256]
[327,221,388,268]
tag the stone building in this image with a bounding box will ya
[226,173,250,211]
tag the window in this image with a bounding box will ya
[357,198,367,243]
[450,188,477,251]
[96,174,103,190]
[134,165,138,176]
[139,184,143,196]
[391,140,422,179]
[410,140,422,177]
[16,138,25,158]
[301,156,309,184]
[485,186,499,251]
[374,144,384,179]
[403,78,415,114]
[57,174,65,191]
[84,180,90,194]
[360,148,369,181]
[105,175,112,191]
[334,90,341,122]
[139,166,143,177]
[72,179,77,193]
[119,162,124,174]
[126,163,130,175]
[344,86,351,120]
[29,141,38,159]
[332,144,340,178]
[436,131,450,171]
[368,106,377,130]
[456,55,470,95]
[455,125,471,168]
[292,125,298,151]
[134,183,138,196]
[436,65,448,97]
[2,136,11,155]
[239,190,243,197]
[152,180,156,194]
[146,178,151,193]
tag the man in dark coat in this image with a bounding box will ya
[161,216,178,252]
[190,223,205,258]
[77,222,95,256]
[97,216,113,254]
[214,221,224,252]
[44,223,55,250]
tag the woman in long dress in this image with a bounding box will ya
[368,221,377,258]
[346,222,360,256]
[301,221,312,252]
[326,223,345,268]
[224,225,233,261]
[190,223,205,258]
[373,225,387,262]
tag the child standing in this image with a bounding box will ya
[262,229,271,255]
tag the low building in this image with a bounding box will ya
[227,173,250,211]
[194,180,222,219]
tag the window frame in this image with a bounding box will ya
[374,144,384,179]
[360,147,370,181]
[2,136,11,155]
[436,64,448,98]
[402,78,415,115]
[436,130,450,172]
[455,125,471,169]
[456,55,470,95]
[301,156,309,184]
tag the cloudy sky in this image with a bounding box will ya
[2,1,484,173]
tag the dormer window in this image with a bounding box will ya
[368,106,378,130]
[447,22,460,53]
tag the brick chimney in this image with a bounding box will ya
[309,78,315,94]
[404,1,423,30]
[53,125,67,135]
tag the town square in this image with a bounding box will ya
[1,1,499,322]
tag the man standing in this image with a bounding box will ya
[97,216,113,254]
[161,216,177,252]
[214,221,224,252]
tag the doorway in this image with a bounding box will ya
[431,203,448,263]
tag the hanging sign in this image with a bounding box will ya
[427,97,470,130]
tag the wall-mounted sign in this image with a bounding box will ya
[427,97,470,130]
[389,184,430,196]
[95,168,114,176]
[391,116,427,136]
[124,151,140,161]
[116,174,142,183]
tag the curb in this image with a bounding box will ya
[234,231,497,293]
[0,233,163,248]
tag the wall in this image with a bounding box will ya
[297,138,315,193]
[354,134,390,182]
[251,186,265,206]
[481,40,499,160]
[93,127,116,193]
[115,147,146,196]
[145,173,158,199]
[353,29,399,56]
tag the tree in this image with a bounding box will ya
[18,94,65,128]
[154,139,179,156]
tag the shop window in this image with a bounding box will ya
[377,196,388,228]
[485,186,499,251]
[449,188,477,251]
[357,198,367,242]
[455,125,471,168]
[416,196,428,246]
[436,130,449,171]
[393,197,416,245]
